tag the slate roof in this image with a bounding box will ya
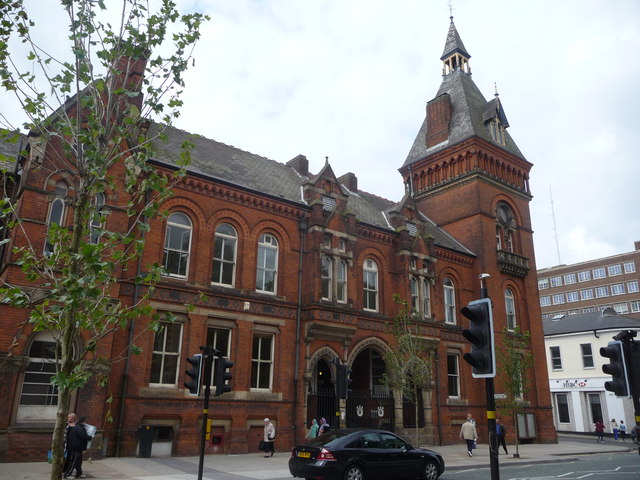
[403,69,525,168]
[440,18,470,60]
[543,309,640,337]
[0,131,24,174]
[148,123,473,256]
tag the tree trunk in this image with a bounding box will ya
[513,411,520,457]
[50,368,72,480]
[414,398,419,446]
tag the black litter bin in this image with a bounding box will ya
[138,425,155,458]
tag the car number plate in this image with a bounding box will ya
[297,451,311,458]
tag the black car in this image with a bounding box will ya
[288,428,444,480]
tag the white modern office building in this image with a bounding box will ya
[544,309,640,434]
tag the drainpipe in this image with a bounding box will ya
[434,348,442,446]
[115,190,149,456]
[292,216,308,445]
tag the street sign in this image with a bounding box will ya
[494,393,507,399]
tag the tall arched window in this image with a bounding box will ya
[162,212,192,278]
[410,276,419,313]
[444,277,456,324]
[337,260,347,303]
[17,332,60,422]
[505,288,517,331]
[321,256,333,300]
[44,181,68,255]
[422,278,431,318]
[496,201,516,253]
[256,233,278,294]
[212,223,237,286]
[363,259,379,311]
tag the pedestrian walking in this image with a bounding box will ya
[610,419,619,440]
[459,416,478,457]
[318,417,331,435]
[594,420,605,443]
[496,419,508,454]
[261,418,275,458]
[306,418,319,440]
[619,420,627,441]
[63,412,92,478]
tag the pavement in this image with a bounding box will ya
[0,435,636,479]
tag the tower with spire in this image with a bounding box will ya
[400,16,555,443]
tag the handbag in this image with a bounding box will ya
[472,439,477,449]
[259,440,265,450]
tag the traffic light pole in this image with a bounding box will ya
[485,377,500,479]
[197,347,214,480]
[480,285,500,480]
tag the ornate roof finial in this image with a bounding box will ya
[325,156,329,166]
[494,82,499,97]
[448,0,454,22]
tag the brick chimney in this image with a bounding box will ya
[338,172,358,192]
[635,240,640,251]
[287,154,309,176]
[426,93,452,148]
[109,54,148,111]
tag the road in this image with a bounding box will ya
[439,452,639,480]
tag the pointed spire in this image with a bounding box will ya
[440,17,470,61]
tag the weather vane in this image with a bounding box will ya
[448,0,454,19]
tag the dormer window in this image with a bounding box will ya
[489,119,505,145]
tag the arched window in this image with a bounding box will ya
[17,332,60,422]
[44,181,68,255]
[212,223,237,286]
[410,276,419,313]
[505,288,516,330]
[496,202,516,253]
[422,278,431,318]
[363,259,379,311]
[162,212,192,278]
[337,260,347,303]
[89,192,106,244]
[321,256,332,300]
[444,277,456,324]
[256,233,278,294]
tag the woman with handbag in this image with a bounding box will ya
[262,418,276,458]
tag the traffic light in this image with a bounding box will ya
[461,298,495,378]
[627,342,640,397]
[214,356,233,396]
[184,353,203,395]
[337,364,353,399]
[600,340,630,397]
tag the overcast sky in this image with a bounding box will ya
[2,1,639,270]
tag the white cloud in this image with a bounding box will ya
[3,0,640,270]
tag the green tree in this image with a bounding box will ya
[0,2,207,478]
[495,326,534,458]
[383,294,434,446]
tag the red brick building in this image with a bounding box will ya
[0,18,555,461]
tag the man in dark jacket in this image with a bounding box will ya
[63,413,91,478]
[496,419,508,454]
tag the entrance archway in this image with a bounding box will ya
[346,342,395,430]
[306,353,338,429]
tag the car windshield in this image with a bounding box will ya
[306,430,351,447]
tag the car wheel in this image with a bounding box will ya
[422,460,439,480]
[343,464,364,480]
